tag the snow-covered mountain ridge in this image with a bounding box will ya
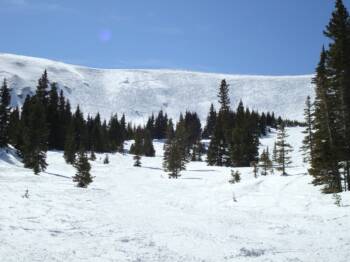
[0,53,314,122]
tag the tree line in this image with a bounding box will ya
[0,70,295,183]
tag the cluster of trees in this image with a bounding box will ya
[206,80,277,167]
[302,0,350,193]
[0,69,296,183]
[0,79,10,148]
[1,71,133,176]
[162,79,294,178]
[250,124,293,178]
[0,72,133,186]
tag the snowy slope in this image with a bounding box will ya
[0,53,313,122]
[1,128,349,262]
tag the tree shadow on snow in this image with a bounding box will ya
[43,171,71,179]
[187,169,219,172]
[142,166,163,171]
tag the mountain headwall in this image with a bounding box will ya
[0,53,314,122]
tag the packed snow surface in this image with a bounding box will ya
[0,53,313,122]
[1,127,349,262]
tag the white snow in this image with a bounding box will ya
[0,53,314,122]
[1,127,349,262]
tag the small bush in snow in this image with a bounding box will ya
[103,154,109,164]
[333,193,342,207]
[22,189,29,199]
[229,170,241,184]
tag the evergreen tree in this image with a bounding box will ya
[301,96,314,163]
[0,79,11,147]
[207,114,230,166]
[191,141,204,161]
[145,113,155,138]
[36,70,49,105]
[259,147,272,176]
[163,124,187,178]
[73,150,93,188]
[154,110,168,139]
[175,117,191,164]
[143,130,155,157]
[64,106,87,164]
[207,125,223,166]
[323,0,350,191]
[259,112,267,136]
[131,127,143,166]
[56,90,68,149]
[64,121,77,164]
[21,97,49,174]
[130,127,143,155]
[234,170,241,183]
[8,107,22,150]
[272,142,278,167]
[218,79,230,112]
[229,170,241,184]
[230,102,259,166]
[47,83,60,149]
[275,125,293,175]
[202,103,217,139]
[108,114,124,152]
[310,47,343,192]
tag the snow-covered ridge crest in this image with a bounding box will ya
[0,53,314,122]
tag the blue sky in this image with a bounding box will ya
[0,0,348,75]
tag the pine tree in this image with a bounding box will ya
[259,147,272,176]
[234,170,241,183]
[175,116,191,163]
[47,83,60,149]
[64,106,87,164]
[301,96,314,163]
[191,141,204,161]
[21,97,49,174]
[145,113,155,138]
[0,79,11,147]
[8,107,22,150]
[230,102,259,167]
[143,130,155,157]
[202,103,217,138]
[163,124,187,178]
[36,70,49,105]
[310,47,343,192]
[218,79,230,112]
[130,127,143,166]
[229,170,241,184]
[64,121,77,164]
[275,125,293,175]
[207,113,231,166]
[323,0,350,191]
[130,127,143,155]
[57,89,68,149]
[272,142,278,167]
[73,150,93,188]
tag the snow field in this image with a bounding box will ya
[0,128,349,261]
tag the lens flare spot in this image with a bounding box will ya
[99,29,112,42]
